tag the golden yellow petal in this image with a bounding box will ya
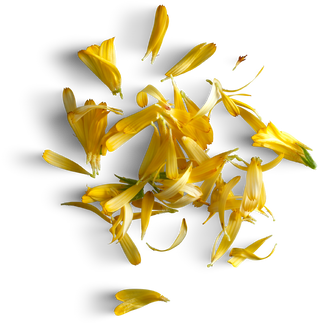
[261,153,284,172]
[82,184,124,203]
[141,191,155,240]
[136,85,171,109]
[99,37,116,64]
[106,132,135,152]
[155,164,192,201]
[136,91,148,108]
[118,233,141,266]
[239,107,266,132]
[61,201,111,224]
[142,5,169,63]
[42,150,93,177]
[166,129,178,179]
[181,136,209,164]
[103,180,147,213]
[246,157,263,200]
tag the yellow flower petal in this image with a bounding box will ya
[146,218,187,251]
[114,289,169,315]
[61,201,111,223]
[140,191,155,240]
[118,232,141,266]
[166,129,178,179]
[42,150,93,177]
[155,163,192,201]
[142,5,169,64]
[136,90,149,108]
[208,210,242,267]
[82,184,124,203]
[103,180,147,213]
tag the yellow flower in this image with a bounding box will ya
[61,202,141,265]
[252,122,316,169]
[78,37,123,98]
[142,5,169,64]
[161,42,216,81]
[114,289,169,316]
[63,88,122,176]
[42,150,93,177]
[228,235,276,267]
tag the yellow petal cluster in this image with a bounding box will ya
[114,289,169,315]
[78,37,123,98]
[63,88,123,176]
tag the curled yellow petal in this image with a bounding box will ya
[42,150,93,177]
[146,218,187,252]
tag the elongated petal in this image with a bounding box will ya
[103,180,147,213]
[119,232,141,266]
[63,88,76,113]
[142,5,169,64]
[166,129,178,179]
[181,136,209,164]
[147,218,187,251]
[155,164,192,201]
[61,201,111,223]
[82,184,124,203]
[239,107,266,132]
[106,132,135,151]
[141,191,155,240]
[114,289,169,315]
[208,210,242,267]
[261,153,284,172]
[99,37,116,64]
[218,176,241,239]
[139,123,161,178]
[191,80,220,119]
[136,85,171,109]
[42,150,93,177]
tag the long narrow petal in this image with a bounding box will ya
[114,289,169,315]
[118,233,141,266]
[61,201,111,224]
[155,164,192,201]
[139,123,161,178]
[261,154,284,172]
[146,218,187,252]
[166,129,178,179]
[103,180,147,213]
[63,88,77,113]
[142,5,169,63]
[42,150,93,177]
[191,81,220,119]
[141,191,155,240]
[208,210,242,267]
[218,176,241,240]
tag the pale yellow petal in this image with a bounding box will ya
[42,150,93,177]
[146,218,187,252]
[63,87,76,113]
[166,129,178,179]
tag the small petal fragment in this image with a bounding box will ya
[232,55,247,71]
